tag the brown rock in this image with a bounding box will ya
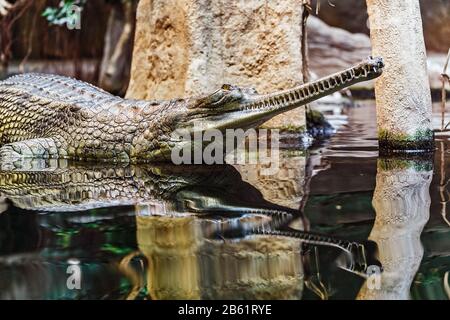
[308,16,447,92]
[420,0,450,53]
[307,16,371,78]
[311,0,450,53]
[311,0,369,35]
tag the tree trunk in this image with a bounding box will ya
[366,0,433,153]
[98,0,137,96]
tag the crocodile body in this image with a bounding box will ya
[0,57,384,162]
[0,74,173,162]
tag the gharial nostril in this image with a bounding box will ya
[377,58,385,68]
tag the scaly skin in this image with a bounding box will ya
[0,57,384,162]
[0,160,289,212]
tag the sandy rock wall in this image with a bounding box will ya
[126,0,190,100]
[127,0,307,128]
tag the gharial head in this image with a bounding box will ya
[184,84,261,130]
[179,56,385,132]
[136,57,384,161]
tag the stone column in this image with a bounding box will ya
[366,0,433,152]
[127,0,307,129]
[357,157,432,300]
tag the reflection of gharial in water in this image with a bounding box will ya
[0,158,375,255]
[0,160,251,211]
[0,159,380,299]
[358,157,432,300]
[0,158,309,216]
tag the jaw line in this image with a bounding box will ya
[183,57,385,133]
[186,103,276,133]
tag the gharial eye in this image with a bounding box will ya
[221,84,233,91]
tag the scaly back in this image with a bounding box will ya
[0,73,122,110]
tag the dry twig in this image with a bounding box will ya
[441,48,450,130]
[0,0,12,16]
[0,0,33,74]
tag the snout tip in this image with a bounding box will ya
[368,56,385,69]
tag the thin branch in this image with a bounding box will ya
[19,0,45,73]
[439,48,450,130]
[443,48,450,75]
[0,0,12,16]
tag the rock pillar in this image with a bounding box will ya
[366,0,433,152]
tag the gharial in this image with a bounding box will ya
[0,57,384,162]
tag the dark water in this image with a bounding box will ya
[0,101,449,300]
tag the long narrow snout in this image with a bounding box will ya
[240,56,384,115]
[184,57,384,133]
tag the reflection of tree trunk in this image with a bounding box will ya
[98,0,137,96]
[358,158,432,300]
[0,63,6,79]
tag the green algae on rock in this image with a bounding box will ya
[378,129,435,155]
